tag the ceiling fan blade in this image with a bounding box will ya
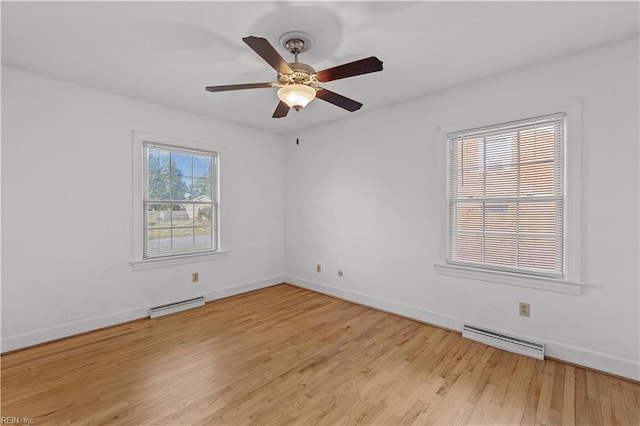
[315,88,363,112]
[243,36,293,75]
[272,101,290,118]
[316,57,383,82]
[205,82,274,92]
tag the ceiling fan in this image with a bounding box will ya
[205,32,383,118]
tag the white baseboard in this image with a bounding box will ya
[1,306,148,353]
[542,338,639,381]
[202,276,284,302]
[286,275,463,331]
[1,276,285,353]
[285,275,640,381]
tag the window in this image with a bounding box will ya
[144,143,217,258]
[447,113,566,277]
[132,132,226,270]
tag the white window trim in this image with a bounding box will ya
[434,98,584,295]
[131,131,228,270]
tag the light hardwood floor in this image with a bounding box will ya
[2,284,639,425]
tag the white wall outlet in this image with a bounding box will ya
[519,302,530,317]
[192,272,199,283]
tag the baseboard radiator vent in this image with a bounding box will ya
[149,296,205,319]
[462,324,545,360]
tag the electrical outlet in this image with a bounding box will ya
[192,272,199,283]
[519,302,530,317]
[316,264,322,273]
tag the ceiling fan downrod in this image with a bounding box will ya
[285,38,305,63]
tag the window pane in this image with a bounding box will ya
[520,127,555,163]
[460,137,483,171]
[483,133,514,170]
[148,173,170,200]
[520,161,555,196]
[147,204,171,228]
[455,233,483,263]
[171,152,193,177]
[194,205,213,226]
[193,176,212,199]
[193,156,212,178]
[147,228,172,256]
[484,203,516,233]
[485,167,518,198]
[456,202,483,231]
[518,201,558,234]
[518,237,558,272]
[172,207,193,228]
[484,235,517,267]
[166,176,189,200]
[147,147,170,173]
[195,227,212,249]
[172,229,195,253]
[456,172,484,198]
[456,137,484,199]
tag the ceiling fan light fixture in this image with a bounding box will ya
[277,84,316,110]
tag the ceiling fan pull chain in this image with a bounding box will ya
[295,108,301,145]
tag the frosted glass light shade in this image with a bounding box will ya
[277,84,316,109]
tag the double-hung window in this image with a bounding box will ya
[132,132,225,269]
[144,143,218,258]
[447,113,566,277]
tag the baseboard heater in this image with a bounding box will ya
[149,296,205,319]
[462,324,545,360]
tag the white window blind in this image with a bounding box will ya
[447,113,565,277]
[143,143,218,259]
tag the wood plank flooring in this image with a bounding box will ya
[2,284,639,425]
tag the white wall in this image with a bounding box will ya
[284,38,640,379]
[1,67,285,350]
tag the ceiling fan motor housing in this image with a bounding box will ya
[279,62,317,86]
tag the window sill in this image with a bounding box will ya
[434,263,584,295]
[132,250,228,271]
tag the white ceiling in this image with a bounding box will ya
[2,1,638,135]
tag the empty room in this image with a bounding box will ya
[1,1,639,424]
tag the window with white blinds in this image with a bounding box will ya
[143,143,218,259]
[447,113,565,277]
